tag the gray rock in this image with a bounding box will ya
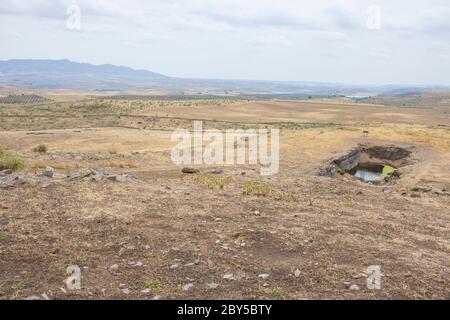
[15,175,26,185]
[152,295,162,300]
[223,273,234,280]
[69,168,93,180]
[205,168,223,174]
[92,173,104,182]
[0,174,26,189]
[109,264,119,271]
[182,283,194,291]
[42,167,54,178]
[0,169,13,176]
[349,284,360,291]
[411,186,432,193]
[182,167,200,174]
[107,175,127,182]
[206,283,219,289]
[90,169,107,182]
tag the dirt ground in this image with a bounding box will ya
[0,96,449,300]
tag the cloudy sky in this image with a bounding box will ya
[1,0,450,85]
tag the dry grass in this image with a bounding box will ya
[32,144,48,153]
[0,146,25,171]
[0,93,449,300]
[193,173,231,189]
[242,181,275,196]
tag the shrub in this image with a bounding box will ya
[143,278,161,290]
[242,181,274,196]
[193,173,231,189]
[33,144,48,153]
[0,146,25,171]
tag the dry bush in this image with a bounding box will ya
[0,146,26,171]
[32,144,48,153]
[193,173,231,189]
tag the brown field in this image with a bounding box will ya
[0,93,449,300]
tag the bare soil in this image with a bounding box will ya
[0,95,449,300]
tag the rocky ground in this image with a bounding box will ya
[0,97,449,300]
[0,150,448,300]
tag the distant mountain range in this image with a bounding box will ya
[0,59,446,96]
[0,59,168,90]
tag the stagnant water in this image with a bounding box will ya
[351,164,396,182]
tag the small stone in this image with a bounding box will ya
[182,167,200,174]
[253,210,260,216]
[207,283,219,289]
[141,288,151,294]
[294,269,301,278]
[258,273,270,279]
[223,273,234,280]
[41,293,50,300]
[24,295,41,300]
[411,186,432,193]
[262,283,269,287]
[403,272,412,277]
[205,168,223,174]
[182,283,194,291]
[349,284,360,291]
[92,172,104,182]
[69,168,93,180]
[184,262,195,267]
[215,218,222,222]
[382,187,393,193]
[60,287,67,294]
[42,167,54,178]
[109,264,119,271]
[152,295,162,300]
[108,175,127,182]
[121,288,130,294]
[170,264,179,269]
[0,169,13,176]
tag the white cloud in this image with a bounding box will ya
[0,0,449,84]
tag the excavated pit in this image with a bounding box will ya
[321,145,411,183]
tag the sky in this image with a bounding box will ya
[0,0,450,85]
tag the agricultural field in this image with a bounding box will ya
[0,94,51,105]
[0,93,449,300]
